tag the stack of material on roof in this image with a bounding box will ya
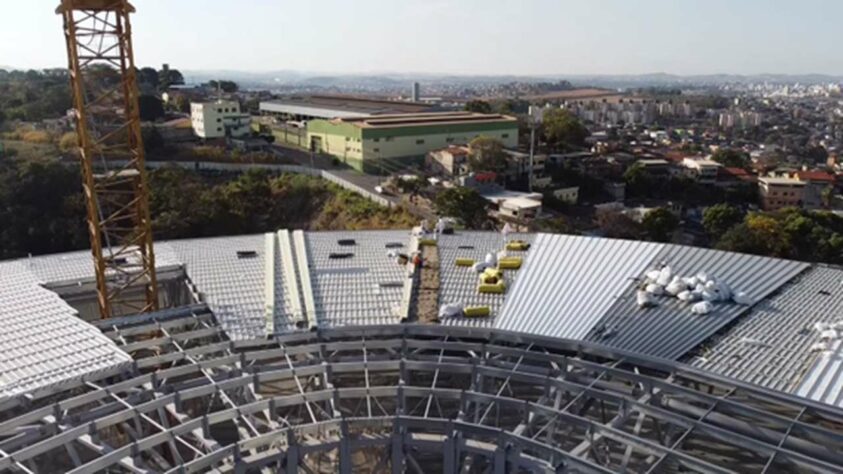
[439,231,535,329]
[637,264,752,313]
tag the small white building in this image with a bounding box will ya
[682,157,722,184]
[481,189,543,221]
[553,187,580,204]
[191,100,251,139]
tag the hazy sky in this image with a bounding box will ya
[2,0,842,76]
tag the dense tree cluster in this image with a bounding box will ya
[153,167,414,236]
[433,187,492,229]
[138,95,166,122]
[596,208,679,243]
[596,211,643,240]
[0,159,87,258]
[0,66,183,127]
[541,109,589,151]
[207,80,238,93]
[710,148,751,169]
[623,163,758,206]
[467,136,507,173]
[0,69,72,123]
[641,208,679,242]
[714,208,843,264]
[464,100,493,114]
[0,160,414,259]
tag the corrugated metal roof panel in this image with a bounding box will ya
[437,231,534,328]
[587,245,809,360]
[796,339,843,408]
[0,261,132,400]
[170,235,281,340]
[23,243,182,284]
[690,266,843,393]
[495,234,664,339]
[304,230,410,328]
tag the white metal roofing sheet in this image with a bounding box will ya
[690,266,843,393]
[796,339,843,408]
[0,261,132,400]
[20,243,182,284]
[304,230,411,328]
[587,245,809,360]
[495,234,664,339]
[169,235,281,340]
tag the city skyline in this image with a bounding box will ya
[2,0,843,76]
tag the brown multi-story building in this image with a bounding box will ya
[758,171,836,211]
[758,176,806,211]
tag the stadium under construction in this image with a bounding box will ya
[1,229,843,473]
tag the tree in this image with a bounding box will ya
[208,80,238,93]
[534,216,577,235]
[744,213,791,257]
[433,187,491,229]
[137,67,159,89]
[141,127,164,154]
[711,148,750,169]
[821,186,835,208]
[0,159,87,259]
[596,211,644,240]
[622,164,654,196]
[464,100,492,114]
[172,94,191,114]
[158,65,184,91]
[168,69,185,86]
[59,132,78,152]
[138,95,165,121]
[805,145,829,164]
[541,108,588,151]
[702,204,744,237]
[642,208,679,242]
[495,99,529,115]
[468,136,508,173]
[717,213,789,258]
[716,209,843,264]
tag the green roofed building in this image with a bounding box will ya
[307,112,519,173]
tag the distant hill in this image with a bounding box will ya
[182,69,843,90]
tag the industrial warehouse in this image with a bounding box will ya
[259,95,439,121]
[306,112,519,172]
[2,229,843,472]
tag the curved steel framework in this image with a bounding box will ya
[1,307,842,473]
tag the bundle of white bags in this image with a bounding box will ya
[438,303,463,318]
[811,321,843,353]
[638,264,752,314]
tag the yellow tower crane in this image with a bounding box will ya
[56,0,158,318]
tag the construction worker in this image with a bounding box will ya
[412,251,424,268]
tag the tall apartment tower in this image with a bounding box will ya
[411,82,420,102]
